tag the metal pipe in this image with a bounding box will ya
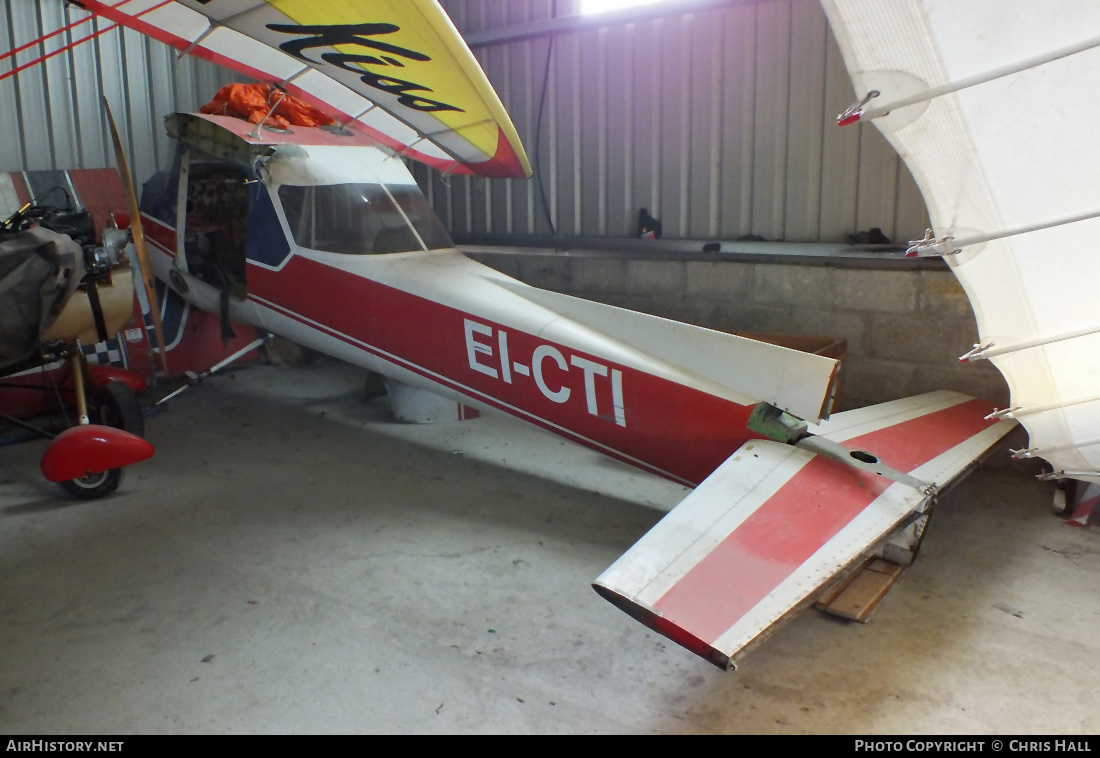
[963,322,1100,362]
[0,412,55,441]
[72,352,90,425]
[453,236,948,270]
[859,31,1100,122]
[907,207,1100,258]
[999,393,1100,419]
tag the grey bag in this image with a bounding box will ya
[0,226,84,370]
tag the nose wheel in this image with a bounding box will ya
[59,379,145,500]
[38,351,154,500]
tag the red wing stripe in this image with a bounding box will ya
[652,398,997,645]
[840,397,995,472]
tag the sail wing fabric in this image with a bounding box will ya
[821,0,1100,484]
[79,0,531,179]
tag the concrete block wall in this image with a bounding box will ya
[466,251,1010,413]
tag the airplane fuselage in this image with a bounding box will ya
[138,115,838,487]
[144,224,759,485]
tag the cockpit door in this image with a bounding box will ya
[179,152,250,298]
[173,149,267,333]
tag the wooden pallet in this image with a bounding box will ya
[815,557,905,622]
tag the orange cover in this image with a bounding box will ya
[200,83,336,130]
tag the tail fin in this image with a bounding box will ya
[489,277,840,423]
[594,391,1016,669]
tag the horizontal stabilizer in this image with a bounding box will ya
[593,392,1016,669]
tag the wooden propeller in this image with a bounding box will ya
[102,97,168,378]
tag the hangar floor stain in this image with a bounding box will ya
[0,357,1096,734]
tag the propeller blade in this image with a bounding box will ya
[102,96,169,379]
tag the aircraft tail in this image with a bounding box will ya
[593,391,1016,669]
[488,276,840,423]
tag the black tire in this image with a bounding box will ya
[60,382,144,500]
[91,381,144,437]
[60,468,122,500]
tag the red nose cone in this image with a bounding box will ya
[41,425,155,482]
[837,112,862,127]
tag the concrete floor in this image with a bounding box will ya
[1,357,1098,734]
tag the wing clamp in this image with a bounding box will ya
[796,435,934,497]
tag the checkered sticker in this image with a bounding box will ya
[81,337,126,367]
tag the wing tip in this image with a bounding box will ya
[592,582,733,671]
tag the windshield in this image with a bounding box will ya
[277,183,453,255]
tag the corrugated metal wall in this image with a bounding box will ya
[0,0,237,191]
[418,0,929,244]
[0,0,927,245]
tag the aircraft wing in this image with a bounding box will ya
[594,391,1016,669]
[820,0,1100,485]
[78,0,530,178]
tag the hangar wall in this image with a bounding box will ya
[423,0,929,245]
[429,0,1008,409]
[0,0,1008,410]
[466,249,1011,411]
[0,1,236,188]
[0,0,931,244]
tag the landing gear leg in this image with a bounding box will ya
[59,354,144,500]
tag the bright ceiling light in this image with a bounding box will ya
[581,0,668,14]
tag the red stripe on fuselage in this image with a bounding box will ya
[245,254,761,485]
[651,398,997,644]
[141,213,177,255]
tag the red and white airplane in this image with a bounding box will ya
[72,0,1020,669]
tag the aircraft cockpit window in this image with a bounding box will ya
[277,183,453,255]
